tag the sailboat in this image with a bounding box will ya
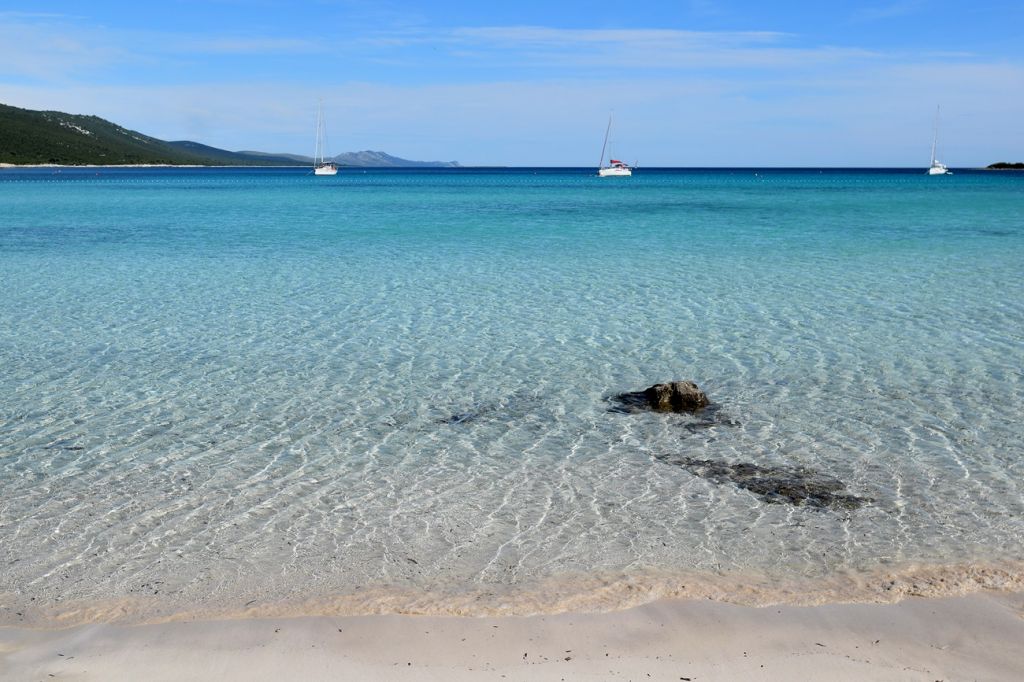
[597,115,632,177]
[313,100,338,176]
[927,106,952,176]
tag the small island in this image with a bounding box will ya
[986,162,1024,170]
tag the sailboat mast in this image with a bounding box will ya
[930,105,940,165]
[598,115,612,170]
[314,100,323,165]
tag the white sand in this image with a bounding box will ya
[3,592,1023,681]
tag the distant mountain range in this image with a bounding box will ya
[337,150,460,168]
[0,103,459,167]
[237,149,460,168]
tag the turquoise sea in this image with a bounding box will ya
[2,167,1023,624]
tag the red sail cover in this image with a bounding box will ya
[610,159,623,164]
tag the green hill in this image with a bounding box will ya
[0,103,302,166]
[1,103,213,165]
[0,102,458,167]
[164,140,304,166]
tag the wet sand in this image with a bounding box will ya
[3,592,1023,681]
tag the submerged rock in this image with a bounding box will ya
[440,413,476,425]
[438,391,544,426]
[612,381,710,413]
[655,454,870,511]
[682,403,741,433]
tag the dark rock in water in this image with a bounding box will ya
[655,454,870,511]
[440,412,478,425]
[438,390,544,426]
[612,381,710,413]
[645,381,709,412]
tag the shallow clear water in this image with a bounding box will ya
[2,167,1023,624]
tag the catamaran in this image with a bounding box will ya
[313,100,338,176]
[597,115,632,177]
[927,106,952,176]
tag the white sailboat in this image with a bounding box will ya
[597,115,632,177]
[927,106,952,176]
[313,100,338,176]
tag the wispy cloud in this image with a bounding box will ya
[358,25,882,72]
[853,1,925,22]
[0,12,945,87]
[449,26,789,47]
[0,13,328,81]
[180,37,328,54]
[2,8,1021,166]
[0,16,126,80]
[687,0,725,17]
[0,10,75,20]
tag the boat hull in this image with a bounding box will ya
[314,165,338,176]
[598,167,632,177]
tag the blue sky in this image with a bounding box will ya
[2,1,1022,165]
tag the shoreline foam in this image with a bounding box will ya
[5,559,1024,629]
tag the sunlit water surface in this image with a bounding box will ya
[2,167,1023,624]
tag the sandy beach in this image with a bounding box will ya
[3,592,1023,681]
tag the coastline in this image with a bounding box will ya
[0,163,303,168]
[5,559,1024,630]
[3,163,1023,170]
[3,593,1023,681]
